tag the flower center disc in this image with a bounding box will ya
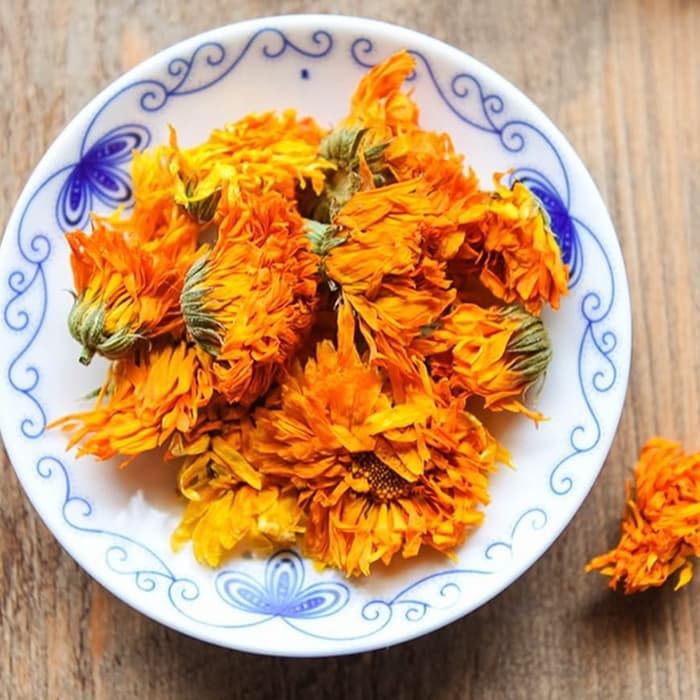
[351,452,411,501]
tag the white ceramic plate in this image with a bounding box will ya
[0,15,630,656]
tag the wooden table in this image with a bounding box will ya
[2,2,699,698]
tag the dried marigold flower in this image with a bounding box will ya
[337,51,479,204]
[180,191,318,405]
[167,409,261,498]
[323,180,456,382]
[167,414,304,566]
[65,216,201,364]
[417,303,552,419]
[169,111,331,220]
[65,142,204,364]
[245,302,508,576]
[299,126,393,222]
[450,174,570,314]
[339,49,420,138]
[586,438,700,593]
[172,482,305,567]
[53,340,215,464]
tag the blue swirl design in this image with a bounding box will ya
[79,27,332,145]
[2,27,624,644]
[520,177,583,286]
[35,455,201,614]
[209,508,547,641]
[548,213,618,495]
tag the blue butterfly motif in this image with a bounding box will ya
[56,124,151,231]
[216,550,350,620]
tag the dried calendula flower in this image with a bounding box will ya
[52,340,215,465]
[337,49,480,203]
[169,111,331,213]
[298,50,430,223]
[168,414,305,566]
[586,438,700,593]
[245,302,508,577]
[175,173,223,224]
[166,403,260,497]
[180,190,318,405]
[416,303,552,420]
[339,49,420,138]
[172,481,306,567]
[65,216,201,364]
[450,174,570,315]
[322,180,456,384]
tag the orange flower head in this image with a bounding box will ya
[172,482,305,567]
[386,127,480,203]
[94,144,204,257]
[341,49,419,137]
[66,215,202,364]
[322,181,456,382]
[167,406,261,498]
[180,191,318,405]
[167,413,304,566]
[169,111,331,222]
[586,438,700,594]
[127,145,196,238]
[54,340,215,464]
[246,302,507,576]
[452,175,570,314]
[417,303,552,420]
[299,50,418,222]
[298,126,395,222]
[308,51,480,219]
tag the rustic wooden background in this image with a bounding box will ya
[1,1,699,698]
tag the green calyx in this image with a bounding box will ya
[67,294,141,365]
[419,320,444,338]
[502,305,553,385]
[305,220,347,278]
[180,254,224,356]
[178,176,223,224]
[305,220,347,256]
[319,127,388,171]
[301,127,393,223]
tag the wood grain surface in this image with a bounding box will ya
[1,1,699,698]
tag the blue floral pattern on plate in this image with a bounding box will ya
[0,20,628,654]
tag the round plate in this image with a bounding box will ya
[0,15,631,656]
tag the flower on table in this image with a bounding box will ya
[586,438,700,593]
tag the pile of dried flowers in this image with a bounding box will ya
[55,51,570,577]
